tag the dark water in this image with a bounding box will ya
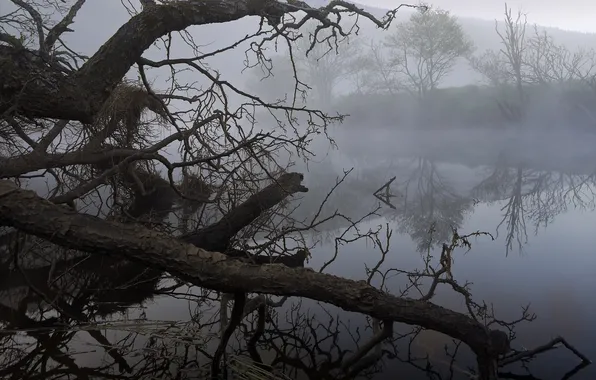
[1,139,596,379]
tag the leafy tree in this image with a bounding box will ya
[384,4,474,99]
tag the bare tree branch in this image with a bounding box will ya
[0,179,510,361]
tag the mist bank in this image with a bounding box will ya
[332,127,596,176]
[334,82,596,131]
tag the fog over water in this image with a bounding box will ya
[3,0,596,379]
[6,125,596,378]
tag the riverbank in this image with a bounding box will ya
[334,83,596,131]
[333,128,596,176]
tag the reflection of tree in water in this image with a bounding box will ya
[383,158,473,253]
[288,158,473,252]
[1,226,589,379]
[0,232,453,380]
[471,153,596,254]
[0,231,165,378]
[299,153,596,256]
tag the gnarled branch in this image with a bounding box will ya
[1,0,393,122]
[0,179,510,363]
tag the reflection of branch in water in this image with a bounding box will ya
[258,300,397,379]
[0,234,169,379]
[496,167,529,255]
[352,152,596,256]
[472,156,596,255]
[373,176,397,209]
[499,336,592,380]
[501,336,591,366]
[1,225,588,380]
[381,158,473,253]
[4,172,592,379]
[499,360,591,380]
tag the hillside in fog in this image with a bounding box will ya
[242,0,596,89]
[235,1,596,132]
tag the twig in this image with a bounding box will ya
[500,336,591,367]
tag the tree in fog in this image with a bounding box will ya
[349,39,400,95]
[470,3,594,88]
[246,20,363,108]
[383,5,474,99]
[468,49,511,87]
[495,5,528,102]
[469,3,596,124]
[524,27,587,85]
[468,4,529,122]
[468,21,585,87]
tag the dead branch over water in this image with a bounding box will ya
[0,0,591,379]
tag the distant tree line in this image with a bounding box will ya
[246,2,596,130]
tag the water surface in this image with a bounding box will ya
[2,136,596,379]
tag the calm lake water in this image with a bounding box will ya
[1,133,596,379]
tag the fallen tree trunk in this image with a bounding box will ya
[0,179,510,365]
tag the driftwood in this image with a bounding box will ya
[26,140,310,267]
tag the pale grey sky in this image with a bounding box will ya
[358,0,596,33]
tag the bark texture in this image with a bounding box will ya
[180,172,309,252]
[0,0,298,123]
[0,180,509,359]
